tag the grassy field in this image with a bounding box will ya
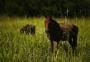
[0,17,90,62]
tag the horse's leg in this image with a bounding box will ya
[51,41,54,52]
[53,41,59,56]
[72,26,78,52]
[69,34,73,50]
[54,41,59,53]
[72,34,77,51]
[56,41,59,49]
[56,41,59,54]
[69,34,72,45]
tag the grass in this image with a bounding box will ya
[0,17,90,62]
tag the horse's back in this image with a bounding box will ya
[59,22,78,40]
[60,22,78,32]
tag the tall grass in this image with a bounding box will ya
[0,17,90,62]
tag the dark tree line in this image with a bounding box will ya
[0,0,90,17]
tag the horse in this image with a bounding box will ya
[20,24,35,35]
[45,16,78,53]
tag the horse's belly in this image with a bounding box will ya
[61,32,68,41]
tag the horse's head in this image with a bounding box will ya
[45,16,52,30]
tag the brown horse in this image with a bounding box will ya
[45,16,78,53]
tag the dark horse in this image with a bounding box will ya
[45,16,78,53]
[20,24,35,35]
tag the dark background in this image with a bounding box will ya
[0,0,90,17]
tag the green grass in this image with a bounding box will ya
[0,17,90,62]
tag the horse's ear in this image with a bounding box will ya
[45,15,47,18]
[45,16,52,18]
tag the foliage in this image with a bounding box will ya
[0,0,90,17]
